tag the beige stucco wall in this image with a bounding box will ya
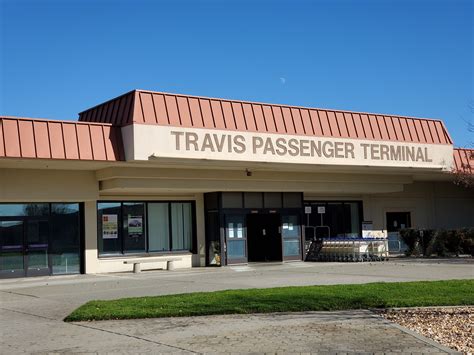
[0,169,98,201]
[363,182,473,230]
[306,182,473,230]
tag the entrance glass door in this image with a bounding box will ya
[225,214,247,264]
[281,214,302,261]
[25,219,50,277]
[0,220,25,278]
[386,212,411,253]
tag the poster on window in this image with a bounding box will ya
[128,215,143,237]
[237,223,243,238]
[102,214,118,239]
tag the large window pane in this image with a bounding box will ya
[97,202,121,255]
[282,215,301,257]
[123,203,146,254]
[227,240,246,258]
[348,202,360,237]
[50,203,80,274]
[305,201,362,238]
[282,215,300,239]
[171,203,192,251]
[26,220,49,270]
[283,239,300,256]
[0,204,49,217]
[97,201,195,256]
[148,203,170,252]
[225,214,246,261]
[0,221,24,273]
[326,203,345,237]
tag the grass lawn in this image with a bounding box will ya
[64,279,474,322]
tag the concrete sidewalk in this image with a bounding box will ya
[1,260,471,354]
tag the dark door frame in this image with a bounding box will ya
[0,202,85,278]
[0,216,52,277]
[0,219,26,278]
[24,217,51,277]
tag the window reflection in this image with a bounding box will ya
[97,201,195,256]
[305,201,362,238]
[0,203,82,277]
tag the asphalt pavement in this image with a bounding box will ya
[1,259,471,354]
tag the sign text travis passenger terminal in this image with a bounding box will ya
[171,131,433,162]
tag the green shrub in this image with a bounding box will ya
[446,230,465,256]
[419,229,436,256]
[399,229,420,256]
[399,228,473,257]
[460,228,474,256]
[432,230,449,257]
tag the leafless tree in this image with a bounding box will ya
[453,102,474,189]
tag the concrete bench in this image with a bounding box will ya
[123,257,182,273]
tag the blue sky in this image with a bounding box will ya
[1,0,472,146]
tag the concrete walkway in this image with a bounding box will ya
[1,260,471,354]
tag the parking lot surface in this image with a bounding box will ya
[1,259,471,353]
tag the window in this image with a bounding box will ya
[122,203,146,254]
[0,203,82,277]
[50,203,81,274]
[171,203,192,251]
[97,201,195,256]
[282,215,301,256]
[148,203,169,252]
[305,201,362,238]
[0,203,49,217]
[97,202,122,255]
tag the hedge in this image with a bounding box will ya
[399,228,474,257]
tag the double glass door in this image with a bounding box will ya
[224,213,302,265]
[0,218,50,278]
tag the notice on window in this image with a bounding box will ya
[128,215,143,237]
[237,223,243,238]
[102,214,118,239]
[228,223,234,238]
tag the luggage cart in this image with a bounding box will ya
[311,238,389,262]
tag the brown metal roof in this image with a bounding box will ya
[453,148,474,174]
[79,90,453,145]
[0,116,124,161]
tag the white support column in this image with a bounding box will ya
[194,193,206,267]
[83,200,99,274]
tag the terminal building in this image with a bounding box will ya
[0,89,473,278]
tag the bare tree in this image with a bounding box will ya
[453,102,474,189]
